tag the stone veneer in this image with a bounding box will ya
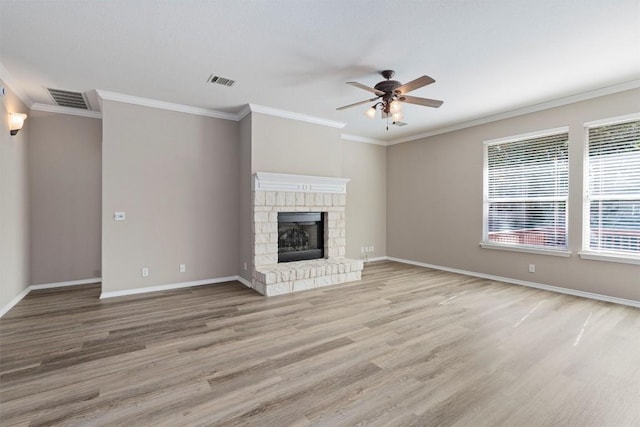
[248,173,364,296]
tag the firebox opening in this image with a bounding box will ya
[278,212,324,263]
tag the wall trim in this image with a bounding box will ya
[388,79,640,145]
[99,275,241,299]
[382,256,639,308]
[31,277,102,290]
[479,243,572,258]
[0,287,31,318]
[249,103,346,128]
[236,276,252,288]
[578,251,640,266]
[253,172,350,193]
[30,103,103,119]
[583,111,640,128]
[0,277,102,318]
[341,133,387,146]
[96,90,239,121]
[237,105,252,120]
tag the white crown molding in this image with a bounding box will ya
[30,103,103,119]
[96,89,239,121]
[341,133,387,146]
[237,105,252,120]
[253,172,350,194]
[0,62,34,108]
[388,79,640,146]
[385,256,640,308]
[249,103,346,129]
[99,275,239,299]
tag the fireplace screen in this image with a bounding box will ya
[278,212,324,262]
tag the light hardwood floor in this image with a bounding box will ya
[1,261,638,426]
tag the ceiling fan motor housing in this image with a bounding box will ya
[375,70,402,109]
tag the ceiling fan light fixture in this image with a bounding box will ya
[392,111,404,122]
[365,106,376,119]
[389,100,402,113]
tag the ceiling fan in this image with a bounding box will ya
[337,70,443,129]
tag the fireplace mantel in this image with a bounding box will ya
[253,172,350,194]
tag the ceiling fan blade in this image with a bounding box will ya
[346,81,385,96]
[336,97,379,111]
[394,75,435,95]
[399,95,443,108]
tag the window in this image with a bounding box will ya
[484,128,569,251]
[584,115,640,257]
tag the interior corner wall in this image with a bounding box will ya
[238,114,252,281]
[28,111,102,285]
[387,88,640,302]
[341,140,387,259]
[0,84,30,311]
[101,100,240,294]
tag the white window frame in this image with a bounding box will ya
[481,126,571,257]
[580,113,640,265]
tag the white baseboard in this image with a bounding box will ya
[1,277,103,318]
[1,275,251,317]
[0,287,31,318]
[31,277,102,290]
[236,276,252,288]
[385,256,640,308]
[99,275,241,299]
[366,256,388,263]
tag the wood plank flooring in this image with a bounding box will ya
[1,261,638,426]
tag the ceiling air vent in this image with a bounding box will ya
[47,88,89,109]
[207,74,236,87]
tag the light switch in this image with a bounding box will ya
[114,211,126,221]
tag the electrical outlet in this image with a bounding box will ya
[114,211,126,221]
[142,267,149,277]
[243,261,247,270]
[369,246,374,253]
[528,264,535,273]
[179,264,186,273]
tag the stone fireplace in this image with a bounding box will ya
[249,172,364,296]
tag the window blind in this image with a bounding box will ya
[586,118,640,255]
[485,130,569,249]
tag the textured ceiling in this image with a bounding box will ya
[1,0,639,142]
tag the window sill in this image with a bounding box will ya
[480,243,571,257]
[578,252,640,266]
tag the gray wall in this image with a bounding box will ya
[341,140,387,259]
[0,85,30,310]
[251,113,342,177]
[238,114,252,281]
[101,100,240,293]
[387,89,640,301]
[28,111,102,285]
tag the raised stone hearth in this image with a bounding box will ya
[249,172,364,296]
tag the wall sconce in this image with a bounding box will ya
[9,113,27,136]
